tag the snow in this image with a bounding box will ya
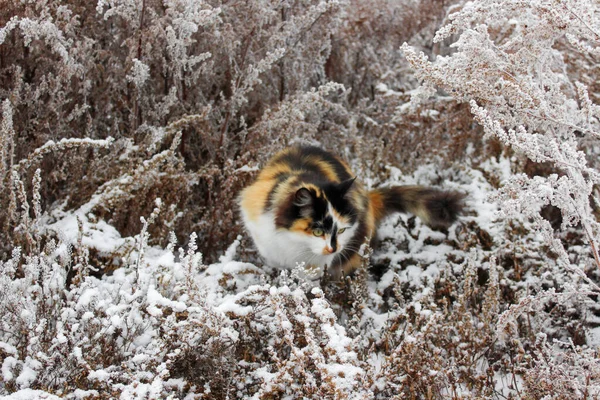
[126,58,150,88]
[47,200,128,255]
[235,165,260,173]
[2,356,18,381]
[3,389,61,400]
[15,363,39,388]
[146,284,187,312]
[88,369,111,382]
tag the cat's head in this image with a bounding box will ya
[275,177,358,258]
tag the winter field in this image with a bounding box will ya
[2,0,600,398]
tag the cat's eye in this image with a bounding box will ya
[313,228,324,237]
[338,228,347,234]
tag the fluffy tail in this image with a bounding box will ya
[369,186,465,229]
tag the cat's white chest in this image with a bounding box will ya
[242,211,331,271]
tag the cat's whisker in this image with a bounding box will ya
[339,251,352,266]
[341,246,361,253]
[293,249,321,264]
[294,252,316,264]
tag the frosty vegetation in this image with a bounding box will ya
[1,0,600,398]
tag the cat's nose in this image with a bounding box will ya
[325,246,335,254]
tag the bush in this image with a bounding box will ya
[2,0,600,398]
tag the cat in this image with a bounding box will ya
[239,145,465,279]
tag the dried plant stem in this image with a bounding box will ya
[132,0,147,131]
[219,29,255,155]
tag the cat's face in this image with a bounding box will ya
[275,178,358,262]
[302,202,358,259]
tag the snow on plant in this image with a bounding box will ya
[401,1,600,395]
[0,15,76,70]
[0,100,14,180]
[248,82,348,151]
[126,58,150,88]
[220,283,372,399]
[0,103,114,256]
[0,203,374,397]
[162,0,219,77]
[401,0,600,292]
[0,195,236,397]
[523,333,600,398]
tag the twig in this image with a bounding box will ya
[133,0,147,131]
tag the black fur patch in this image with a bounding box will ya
[379,187,409,214]
[323,180,358,223]
[379,186,465,229]
[272,146,359,230]
[333,216,368,269]
[321,215,334,231]
[423,190,465,229]
[281,146,353,182]
[330,225,338,252]
[274,187,329,229]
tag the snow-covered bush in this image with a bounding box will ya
[402,0,600,278]
[401,0,600,397]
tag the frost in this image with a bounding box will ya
[126,58,150,88]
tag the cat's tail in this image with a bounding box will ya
[369,186,465,229]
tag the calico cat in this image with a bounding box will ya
[239,146,464,278]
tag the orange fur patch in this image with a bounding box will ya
[342,252,363,275]
[240,179,278,221]
[368,190,386,225]
[289,218,312,234]
[269,178,294,207]
[259,162,292,180]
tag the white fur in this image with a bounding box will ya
[242,208,357,272]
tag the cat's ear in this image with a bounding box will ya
[338,177,356,195]
[294,187,313,207]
